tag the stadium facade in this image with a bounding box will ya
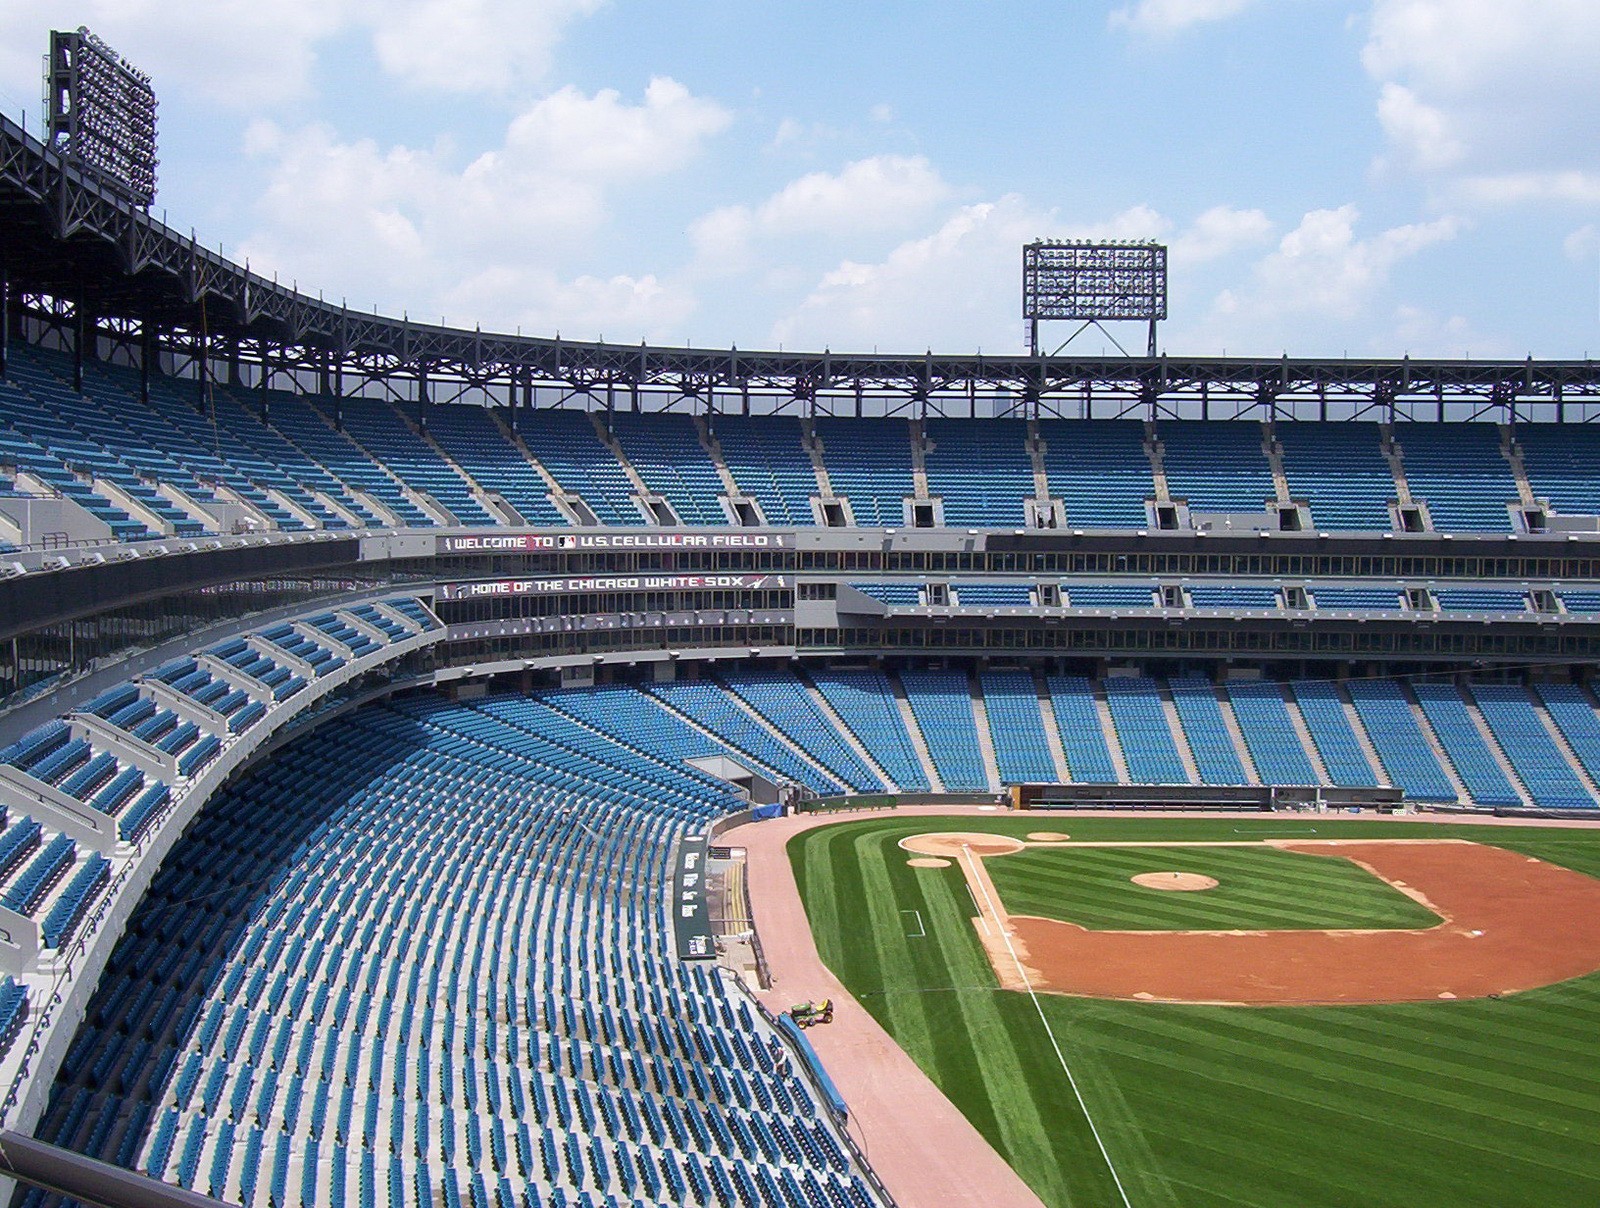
[2,96,1600,1208]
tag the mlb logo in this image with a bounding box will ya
[560,536,577,549]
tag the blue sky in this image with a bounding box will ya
[3,1,1599,358]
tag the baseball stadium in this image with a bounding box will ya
[0,17,1597,1208]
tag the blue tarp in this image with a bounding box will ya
[777,1013,848,1120]
[751,803,784,821]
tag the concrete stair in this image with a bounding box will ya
[1461,695,1535,808]
[1336,686,1394,788]
[968,671,1004,792]
[889,670,945,791]
[909,420,931,499]
[1157,687,1202,784]
[1281,690,1332,783]
[797,673,899,791]
[1402,686,1477,804]
[1143,421,1171,502]
[1216,692,1262,784]
[1092,686,1132,783]
[1034,673,1072,782]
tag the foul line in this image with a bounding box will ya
[961,843,1135,1208]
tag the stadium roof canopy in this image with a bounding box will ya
[5,112,1600,421]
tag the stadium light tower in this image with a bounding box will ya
[1022,240,1166,357]
[44,27,159,208]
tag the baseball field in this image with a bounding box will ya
[787,814,1600,1208]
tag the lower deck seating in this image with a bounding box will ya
[31,691,881,1208]
[897,670,989,791]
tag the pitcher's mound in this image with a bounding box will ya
[1132,871,1219,892]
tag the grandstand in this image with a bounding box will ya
[4,88,1600,1208]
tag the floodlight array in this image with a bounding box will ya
[46,27,158,208]
[1022,241,1167,323]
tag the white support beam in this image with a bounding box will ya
[0,767,117,853]
[67,715,174,783]
[140,680,227,739]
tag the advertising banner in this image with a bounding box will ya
[437,573,789,601]
[673,835,716,960]
[436,531,793,554]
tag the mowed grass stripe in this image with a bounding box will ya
[788,817,1600,1207]
[1088,1005,1600,1143]
[1076,1005,1600,1183]
[987,844,1439,931]
[1059,1005,1600,1204]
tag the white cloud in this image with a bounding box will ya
[1458,172,1600,207]
[1564,224,1600,263]
[768,198,1282,352]
[235,78,728,335]
[0,0,352,109]
[690,155,951,277]
[771,196,1051,351]
[1172,205,1273,262]
[367,0,605,95]
[1364,1,1600,191]
[0,0,605,109]
[1181,205,1465,353]
[1249,205,1461,318]
[1374,83,1463,172]
[1110,0,1258,36]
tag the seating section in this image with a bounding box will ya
[1468,684,1594,809]
[923,420,1035,527]
[1045,677,1120,782]
[1276,422,1394,530]
[1289,681,1379,787]
[1410,682,1522,806]
[813,419,914,528]
[848,583,921,607]
[953,584,1033,607]
[1038,420,1153,527]
[897,670,989,791]
[608,413,728,526]
[1065,585,1154,608]
[1102,678,1187,784]
[1158,421,1276,514]
[646,682,842,794]
[1535,684,1600,792]
[808,669,930,791]
[1224,681,1318,785]
[31,690,879,1208]
[422,406,567,526]
[516,410,640,526]
[1311,586,1402,611]
[718,670,883,791]
[977,671,1057,783]
[1343,680,1458,801]
[1517,423,1600,517]
[1187,586,1278,609]
[710,416,817,526]
[327,400,496,526]
[4,340,1599,543]
[1434,589,1526,613]
[1168,677,1248,784]
[1394,423,1515,531]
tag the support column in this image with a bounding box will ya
[195,328,210,415]
[417,363,430,433]
[73,300,86,391]
[139,320,154,406]
[0,276,8,379]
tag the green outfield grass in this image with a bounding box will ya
[986,842,1440,931]
[789,815,1600,1208]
